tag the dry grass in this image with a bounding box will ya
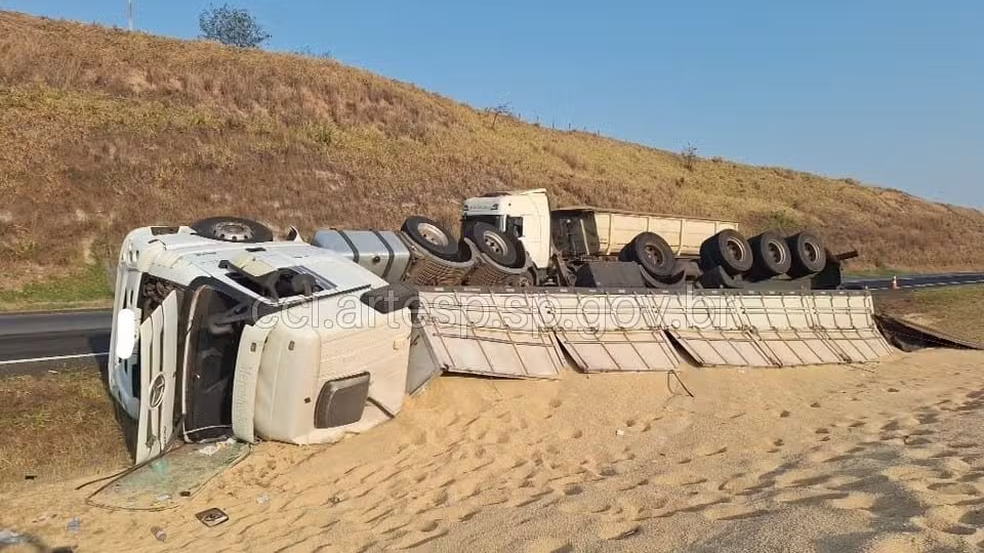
[0,366,129,491]
[875,285,984,344]
[2,11,984,295]
[0,263,113,312]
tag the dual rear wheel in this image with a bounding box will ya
[700,229,826,278]
[402,215,530,270]
[619,232,676,279]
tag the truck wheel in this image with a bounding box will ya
[191,217,273,243]
[786,231,827,278]
[748,231,792,277]
[701,229,753,276]
[622,232,675,278]
[401,216,460,261]
[465,221,518,267]
[507,269,537,287]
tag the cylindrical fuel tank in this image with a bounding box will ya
[312,229,412,284]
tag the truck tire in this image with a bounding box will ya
[748,230,792,277]
[464,221,518,267]
[401,216,460,261]
[621,232,675,278]
[191,216,273,243]
[507,269,538,287]
[700,229,753,276]
[786,231,827,278]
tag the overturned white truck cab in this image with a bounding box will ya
[107,220,419,464]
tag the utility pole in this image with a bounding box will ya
[127,0,134,31]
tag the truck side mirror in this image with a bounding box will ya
[115,308,138,359]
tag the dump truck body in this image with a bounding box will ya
[550,206,739,258]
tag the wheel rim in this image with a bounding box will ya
[417,222,449,247]
[767,241,786,265]
[644,243,664,266]
[726,238,746,261]
[804,242,820,263]
[482,230,509,258]
[211,221,253,241]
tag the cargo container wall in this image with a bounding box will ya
[551,207,739,258]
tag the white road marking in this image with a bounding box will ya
[0,352,109,366]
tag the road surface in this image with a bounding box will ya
[840,272,984,290]
[2,272,984,371]
[0,309,111,366]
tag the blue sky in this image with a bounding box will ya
[6,1,983,207]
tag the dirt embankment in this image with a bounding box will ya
[2,11,984,297]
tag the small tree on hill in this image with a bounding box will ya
[681,142,699,171]
[199,4,271,48]
[484,103,514,129]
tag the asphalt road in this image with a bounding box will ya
[840,271,984,290]
[2,272,984,371]
[0,309,111,365]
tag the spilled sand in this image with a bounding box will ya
[3,348,984,552]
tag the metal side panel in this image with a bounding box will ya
[732,293,817,330]
[416,290,563,379]
[536,291,681,372]
[755,329,846,366]
[806,293,876,330]
[670,329,777,367]
[821,328,895,362]
[671,290,892,368]
[553,329,680,372]
[406,327,443,395]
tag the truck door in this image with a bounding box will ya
[506,194,551,269]
[135,291,180,464]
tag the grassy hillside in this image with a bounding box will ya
[2,12,984,296]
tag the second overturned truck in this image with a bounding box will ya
[314,188,855,291]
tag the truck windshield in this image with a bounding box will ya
[462,214,503,233]
[183,285,244,442]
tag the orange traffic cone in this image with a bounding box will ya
[891,275,899,290]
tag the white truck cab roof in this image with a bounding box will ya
[462,188,548,214]
[121,226,383,304]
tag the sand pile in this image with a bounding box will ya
[2,349,984,552]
